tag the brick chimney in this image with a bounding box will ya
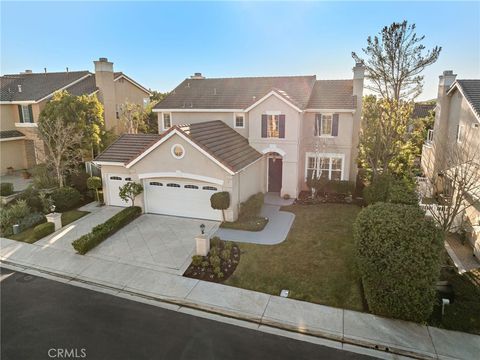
[350,62,366,182]
[94,57,116,131]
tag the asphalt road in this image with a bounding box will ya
[1,268,374,360]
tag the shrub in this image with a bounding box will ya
[72,206,141,254]
[210,192,230,220]
[192,255,203,267]
[220,249,231,261]
[17,187,43,212]
[118,181,143,206]
[210,236,222,249]
[353,202,444,322]
[224,242,233,251]
[33,222,55,240]
[239,193,264,219]
[201,261,209,269]
[69,170,90,193]
[87,176,102,202]
[209,255,221,268]
[324,180,355,195]
[363,174,392,204]
[0,182,14,196]
[213,266,221,275]
[51,186,81,212]
[19,212,46,232]
[31,164,58,189]
[363,174,418,205]
[217,272,224,279]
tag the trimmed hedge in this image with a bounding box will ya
[72,206,142,255]
[363,174,418,205]
[51,186,81,212]
[353,203,444,322]
[239,193,264,219]
[34,222,55,240]
[0,183,14,196]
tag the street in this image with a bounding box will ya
[1,268,374,360]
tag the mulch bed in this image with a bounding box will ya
[183,242,241,283]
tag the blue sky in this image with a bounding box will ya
[1,1,479,100]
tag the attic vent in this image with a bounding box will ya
[17,85,22,93]
[213,88,217,95]
[186,82,190,88]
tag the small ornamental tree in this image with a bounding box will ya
[87,176,102,203]
[119,182,143,207]
[353,203,444,322]
[210,192,230,221]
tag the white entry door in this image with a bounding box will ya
[106,174,132,207]
[144,178,222,221]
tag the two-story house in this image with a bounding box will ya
[421,71,480,256]
[94,63,364,221]
[0,58,151,175]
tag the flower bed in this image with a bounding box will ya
[184,237,240,282]
[295,190,356,205]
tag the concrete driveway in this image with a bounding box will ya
[87,214,219,275]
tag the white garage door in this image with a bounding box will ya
[106,174,132,207]
[144,178,222,221]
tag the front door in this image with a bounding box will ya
[268,158,282,192]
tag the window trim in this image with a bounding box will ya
[266,114,280,138]
[316,113,334,137]
[234,113,245,129]
[20,105,33,123]
[304,152,345,181]
[456,124,465,143]
[162,112,172,130]
[171,144,185,159]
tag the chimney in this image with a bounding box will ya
[438,70,457,93]
[350,61,366,183]
[190,72,205,79]
[20,70,33,74]
[352,61,365,104]
[353,62,365,80]
[94,57,116,131]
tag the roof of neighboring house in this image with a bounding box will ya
[95,133,161,164]
[0,70,150,102]
[154,75,357,111]
[0,130,25,139]
[95,120,262,173]
[412,103,435,118]
[454,80,480,120]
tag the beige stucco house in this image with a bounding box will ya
[95,63,365,221]
[0,58,151,175]
[421,71,480,257]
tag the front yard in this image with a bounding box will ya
[225,203,365,311]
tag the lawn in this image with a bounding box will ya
[220,216,269,231]
[9,210,90,244]
[225,203,365,311]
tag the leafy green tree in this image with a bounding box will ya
[144,91,169,134]
[119,182,143,207]
[352,21,441,101]
[210,192,230,221]
[87,176,102,203]
[119,102,148,134]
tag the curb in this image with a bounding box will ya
[1,259,439,360]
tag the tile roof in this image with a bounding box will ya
[306,80,355,109]
[95,133,161,164]
[0,130,25,139]
[412,103,435,118]
[0,71,91,101]
[455,80,480,120]
[155,76,317,110]
[179,120,262,172]
[95,121,262,173]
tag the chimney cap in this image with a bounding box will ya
[99,57,108,62]
[354,62,365,67]
[443,70,454,76]
[190,72,205,79]
[21,70,33,74]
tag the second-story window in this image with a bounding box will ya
[456,124,464,143]
[19,105,33,123]
[163,113,172,130]
[315,113,339,137]
[267,115,279,138]
[235,114,245,128]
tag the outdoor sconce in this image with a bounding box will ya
[200,223,205,235]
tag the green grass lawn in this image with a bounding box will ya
[225,203,365,311]
[9,210,90,244]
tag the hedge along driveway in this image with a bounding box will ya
[36,206,124,253]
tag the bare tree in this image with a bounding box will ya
[37,116,83,187]
[119,102,147,134]
[352,21,441,101]
[422,134,480,233]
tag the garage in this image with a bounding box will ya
[106,174,132,206]
[144,178,222,221]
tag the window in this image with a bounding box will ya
[267,115,279,138]
[110,176,122,180]
[234,114,245,128]
[149,182,163,186]
[185,184,199,189]
[125,177,132,181]
[202,186,217,191]
[166,183,180,188]
[162,113,172,130]
[456,124,465,143]
[116,104,121,119]
[143,98,150,109]
[315,114,333,136]
[171,144,185,159]
[305,154,344,181]
[20,105,33,123]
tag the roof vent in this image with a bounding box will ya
[186,82,190,88]
[17,85,22,93]
[190,72,205,79]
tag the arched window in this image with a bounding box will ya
[202,186,218,191]
[166,183,181,188]
[110,176,122,180]
[185,184,199,189]
[149,182,163,186]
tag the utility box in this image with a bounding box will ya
[195,235,210,256]
[46,212,62,231]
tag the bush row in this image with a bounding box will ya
[72,206,142,255]
[33,222,55,240]
[0,182,14,196]
[363,174,418,205]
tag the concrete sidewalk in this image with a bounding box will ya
[1,237,479,360]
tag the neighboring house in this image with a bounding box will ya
[421,71,480,256]
[0,58,151,175]
[95,63,365,221]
